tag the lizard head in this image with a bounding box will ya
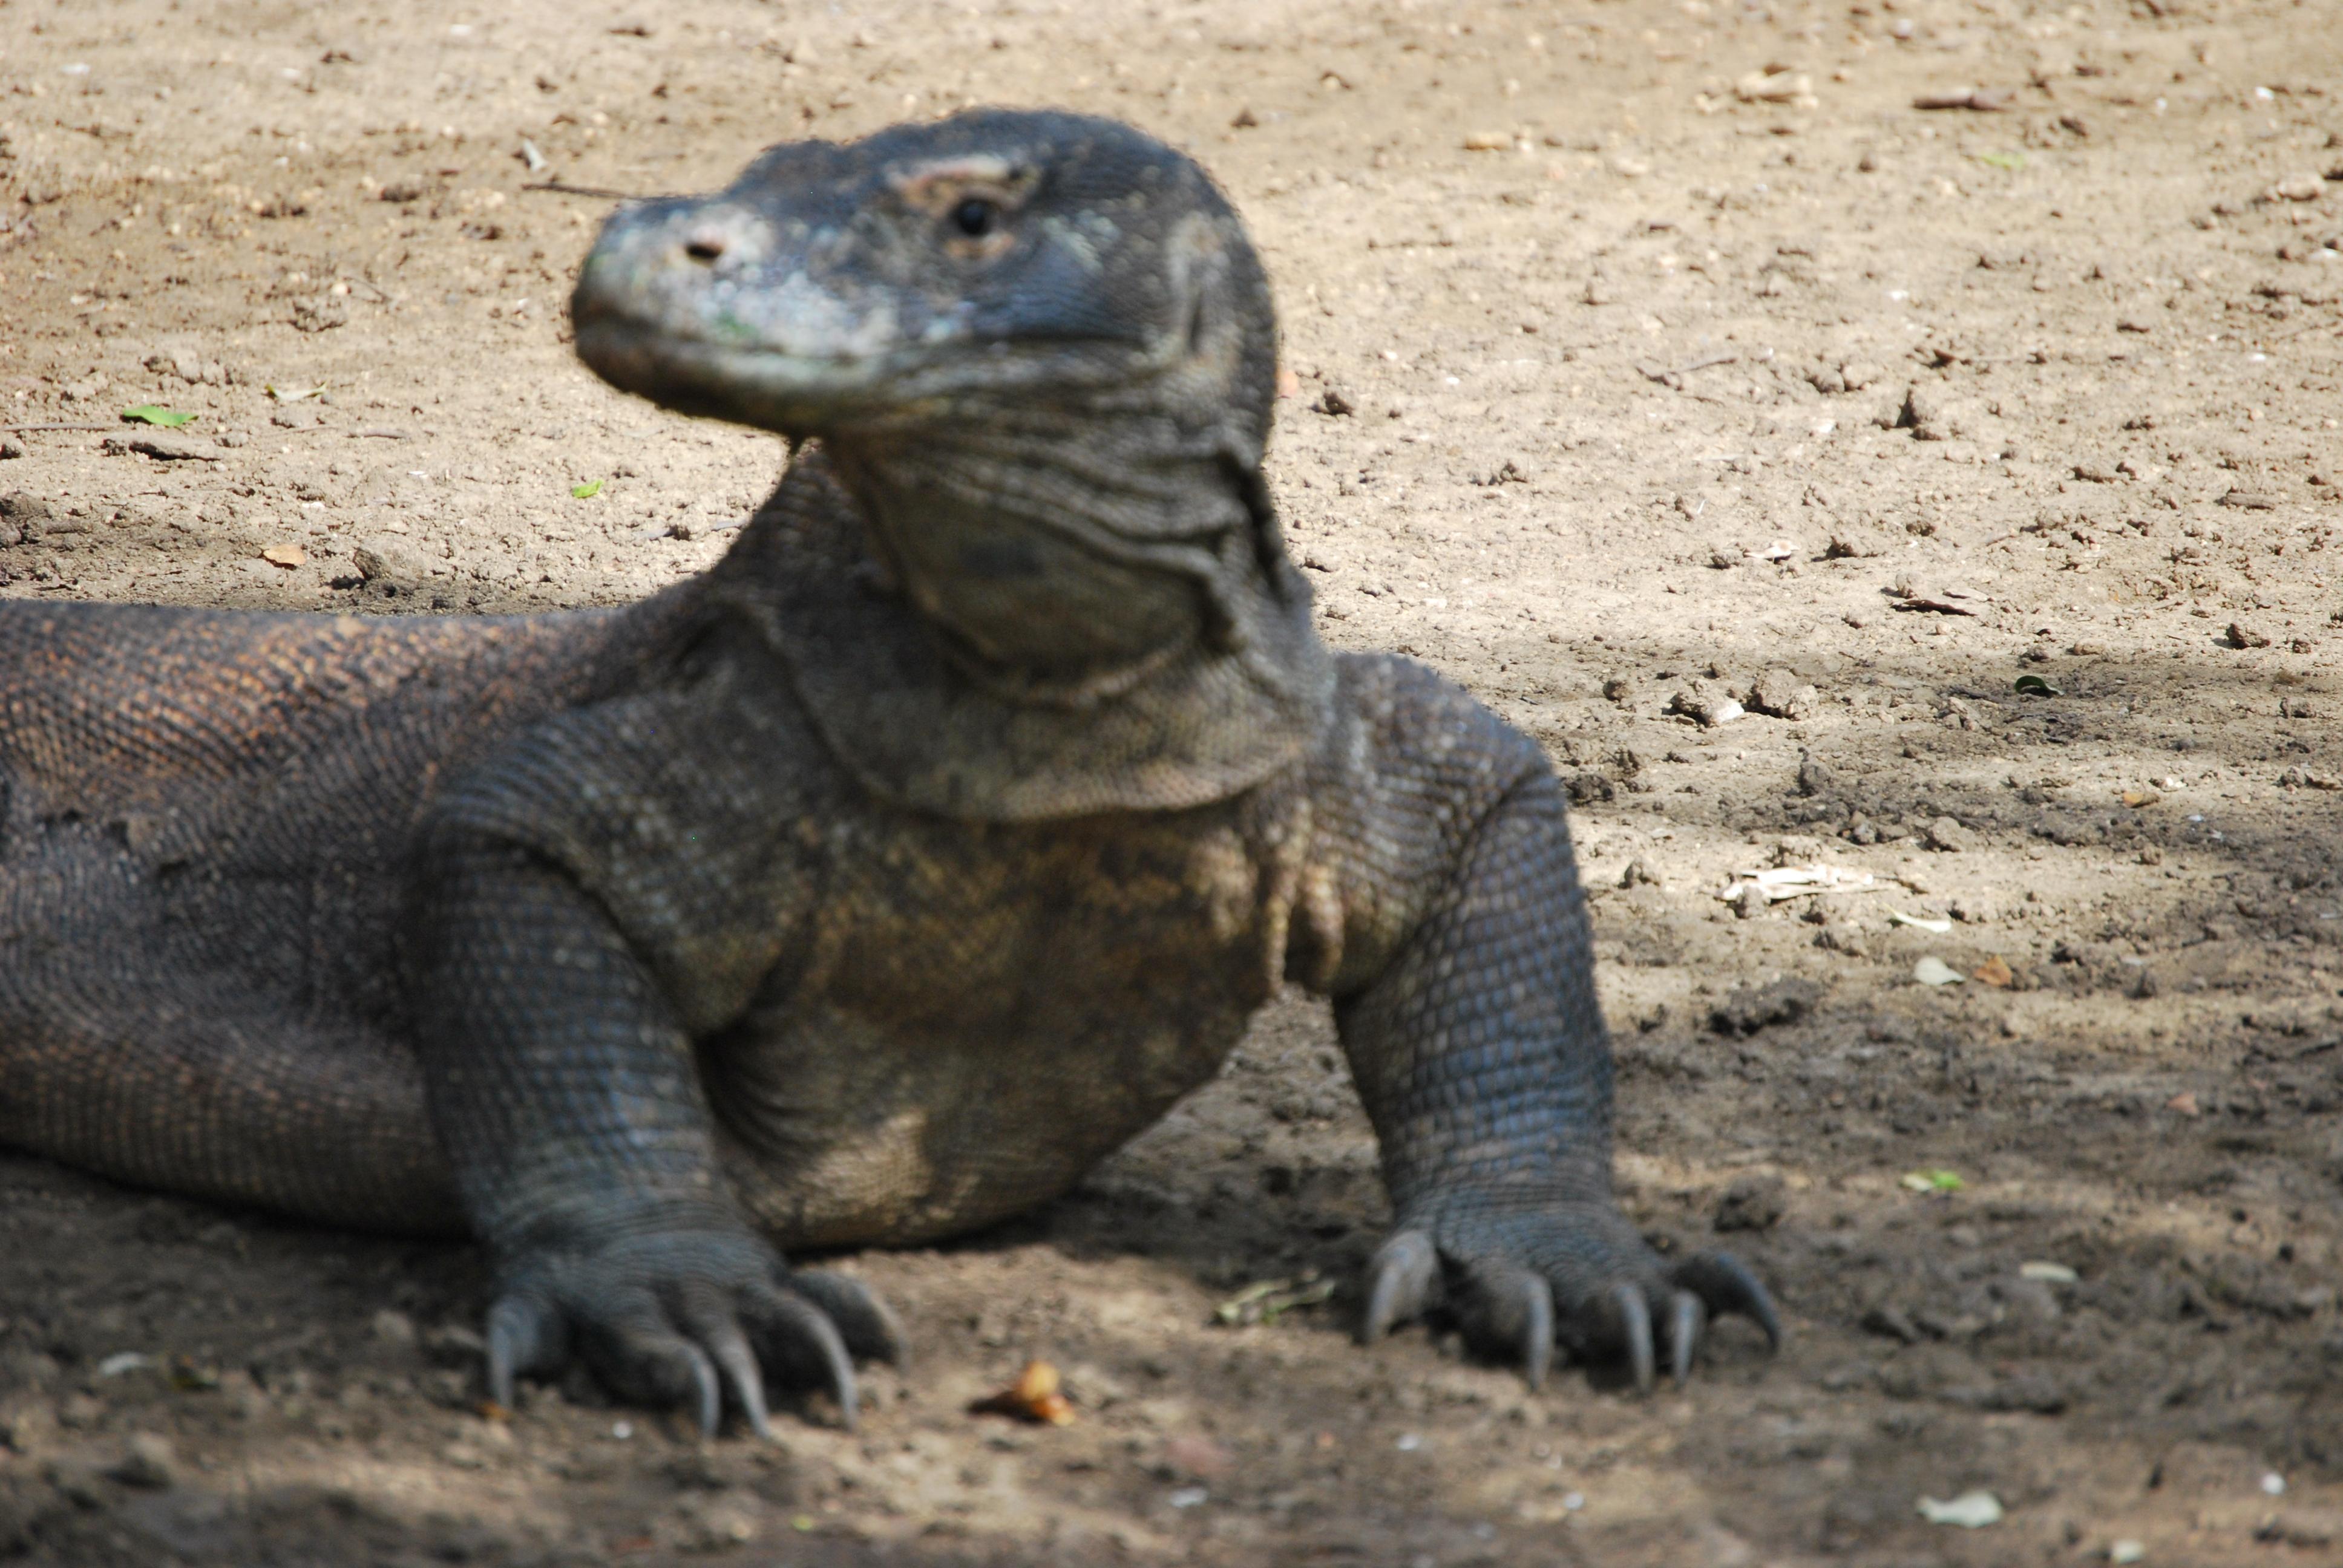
[572,108,1275,459]
[574,110,1303,690]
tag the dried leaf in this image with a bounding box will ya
[1913,956,1965,986]
[1971,955,2014,987]
[260,543,307,569]
[1890,911,1953,934]
[2019,1261,2079,1283]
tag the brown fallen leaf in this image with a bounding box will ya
[1971,955,2014,988]
[2121,788,2160,808]
[261,543,307,569]
[2166,1091,2201,1118]
[969,1359,1075,1426]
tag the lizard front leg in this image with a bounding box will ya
[408,825,901,1435]
[1334,742,1778,1391]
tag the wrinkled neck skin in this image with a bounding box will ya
[822,405,1277,706]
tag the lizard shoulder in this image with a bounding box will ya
[419,626,845,1031]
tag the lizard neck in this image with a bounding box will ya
[821,414,1274,700]
[710,444,1335,821]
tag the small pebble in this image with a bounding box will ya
[111,1432,176,1490]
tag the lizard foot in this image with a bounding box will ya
[1357,1200,1779,1392]
[484,1229,903,1437]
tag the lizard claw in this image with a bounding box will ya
[1673,1249,1782,1351]
[1521,1274,1555,1392]
[1361,1199,1781,1393]
[478,1229,897,1436]
[485,1291,567,1411]
[744,1281,860,1434]
[785,1269,908,1368]
[1668,1289,1706,1389]
[1360,1229,1438,1345]
[1613,1282,1655,1395]
[684,1344,723,1438]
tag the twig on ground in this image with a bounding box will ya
[1637,351,1738,390]
[520,180,649,200]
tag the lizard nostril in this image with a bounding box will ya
[683,232,728,264]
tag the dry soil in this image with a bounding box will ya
[2,0,2342,1564]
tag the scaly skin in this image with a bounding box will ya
[0,109,1775,1436]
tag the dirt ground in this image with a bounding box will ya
[1,0,2342,1562]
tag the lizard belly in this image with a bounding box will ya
[706,806,1293,1248]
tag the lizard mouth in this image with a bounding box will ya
[569,191,1149,437]
[571,315,921,434]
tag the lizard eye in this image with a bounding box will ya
[950,197,1000,240]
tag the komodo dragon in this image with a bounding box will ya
[0,109,1776,1436]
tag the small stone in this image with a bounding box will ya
[260,543,307,570]
[422,1322,487,1367]
[1748,668,1818,720]
[370,1308,417,1348]
[1922,816,1972,853]
[1666,680,1743,728]
[1860,1304,1921,1344]
[2224,621,2272,648]
[351,540,434,583]
[1796,751,1835,797]
[1564,771,1616,805]
[1713,1174,1786,1232]
[670,1489,764,1553]
[1619,858,1658,889]
[111,1432,177,1490]
[0,439,22,461]
[1162,1432,1234,1480]
[1708,977,1824,1036]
